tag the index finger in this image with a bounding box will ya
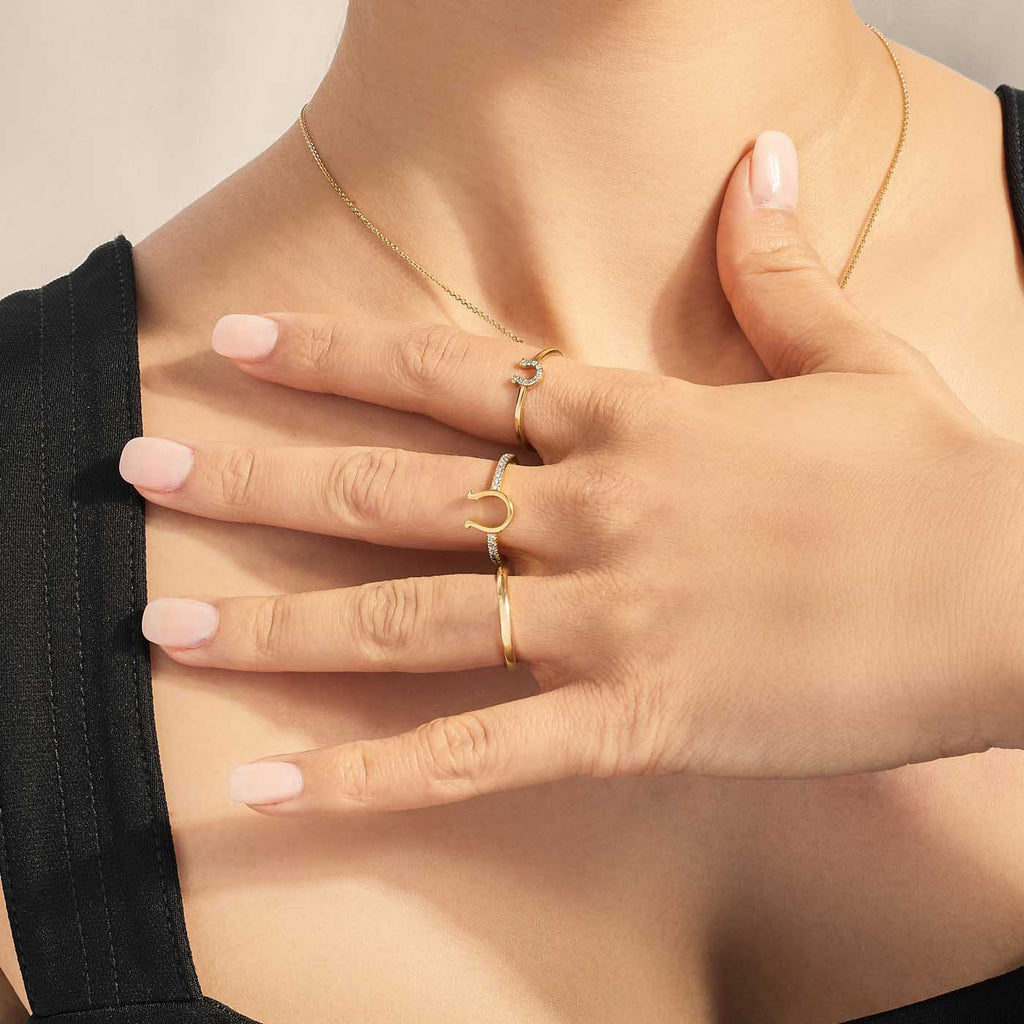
[211,312,610,453]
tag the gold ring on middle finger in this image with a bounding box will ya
[464,452,518,566]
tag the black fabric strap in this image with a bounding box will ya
[0,238,207,1016]
[844,964,1024,1023]
[998,85,1024,255]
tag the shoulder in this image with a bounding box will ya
[889,44,1019,261]
[896,44,1019,255]
[839,45,1024,437]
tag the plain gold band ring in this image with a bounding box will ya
[496,564,518,671]
[512,347,564,448]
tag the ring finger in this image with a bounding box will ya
[142,572,560,674]
[119,437,550,557]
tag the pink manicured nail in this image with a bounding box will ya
[749,130,798,209]
[212,314,279,361]
[119,437,194,492]
[229,762,304,805]
[142,597,219,648]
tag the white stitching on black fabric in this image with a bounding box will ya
[113,238,195,998]
[1016,91,1023,202]
[38,283,94,1006]
[67,272,121,1004]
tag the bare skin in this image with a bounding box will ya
[3,1,1024,1021]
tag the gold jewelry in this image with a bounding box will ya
[478,453,517,566]
[495,565,518,671]
[464,488,513,535]
[464,453,517,555]
[839,26,910,289]
[513,348,563,448]
[299,23,908,341]
[299,106,525,344]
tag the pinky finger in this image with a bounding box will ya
[228,685,609,814]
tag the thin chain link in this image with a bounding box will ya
[298,108,526,344]
[299,23,909,342]
[839,26,911,289]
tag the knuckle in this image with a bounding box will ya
[553,462,656,560]
[590,680,666,779]
[302,316,344,373]
[220,446,258,507]
[330,743,378,805]
[395,323,468,393]
[741,220,820,277]
[416,713,495,787]
[542,571,624,677]
[579,372,646,433]
[326,447,402,523]
[352,578,424,655]
[732,236,824,310]
[556,459,632,526]
[249,594,289,659]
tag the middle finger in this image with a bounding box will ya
[119,437,552,558]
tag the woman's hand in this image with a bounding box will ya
[120,132,1024,814]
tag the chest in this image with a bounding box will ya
[135,212,1024,1022]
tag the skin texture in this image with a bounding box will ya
[3,2,1024,1022]
[121,140,1024,813]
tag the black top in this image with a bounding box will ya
[1,87,1023,1024]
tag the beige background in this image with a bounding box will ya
[1,2,1022,297]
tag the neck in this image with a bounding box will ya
[302,0,895,377]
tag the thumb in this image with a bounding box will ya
[717,131,913,378]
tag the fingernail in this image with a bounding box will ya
[119,437,194,492]
[142,597,219,648]
[229,762,304,805]
[212,314,279,361]
[749,130,798,209]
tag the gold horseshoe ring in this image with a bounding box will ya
[464,488,514,535]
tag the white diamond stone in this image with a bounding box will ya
[511,358,544,388]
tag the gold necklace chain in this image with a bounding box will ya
[299,23,909,345]
[839,26,911,289]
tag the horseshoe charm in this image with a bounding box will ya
[464,488,514,535]
[511,358,545,388]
